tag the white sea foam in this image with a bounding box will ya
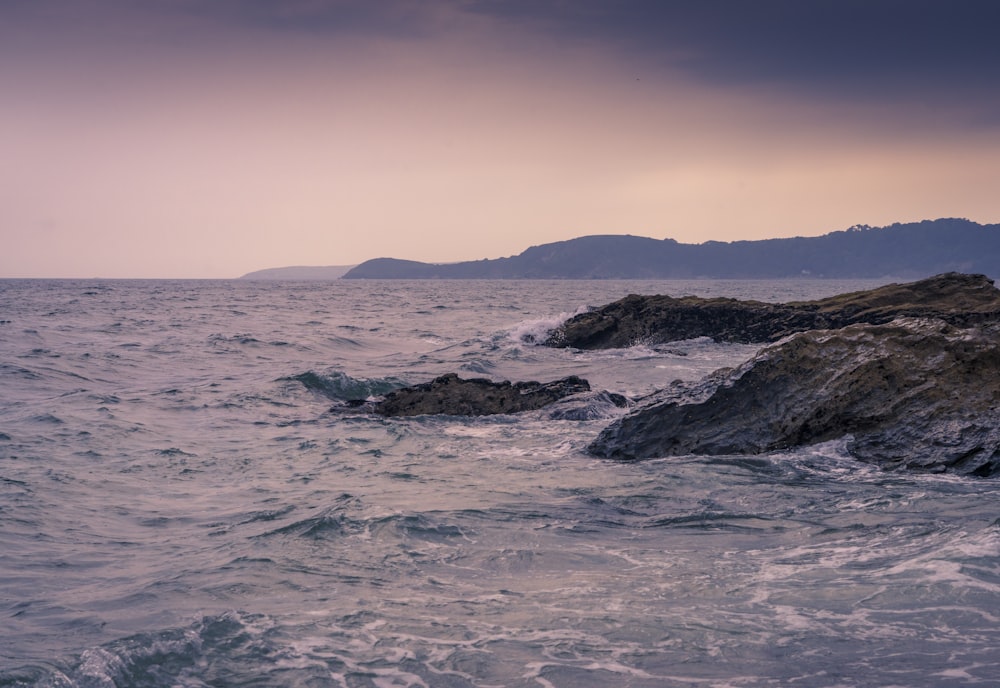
[506,307,589,345]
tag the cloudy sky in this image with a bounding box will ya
[3,0,999,277]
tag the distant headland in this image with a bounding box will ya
[239,265,356,280]
[241,218,1000,280]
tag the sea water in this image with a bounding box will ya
[1,278,998,687]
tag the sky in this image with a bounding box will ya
[3,0,1000,278]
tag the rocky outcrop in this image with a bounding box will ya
[588,318,1000,476]
[545,272,1000,349]
[362,373,593,417]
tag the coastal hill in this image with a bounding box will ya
[341,218,999,279]
[240,265,355,280]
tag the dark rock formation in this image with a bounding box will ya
[546,272,1000,349]
[365,373,592,417]
[588,318,1000,476]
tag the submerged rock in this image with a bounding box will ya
[588,318,1000,477]
[545,272,1000,349]
[365,373,592,417]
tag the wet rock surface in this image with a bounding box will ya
[588,318,1000,476]
[545,272,1000,349]
[362,373,593,417]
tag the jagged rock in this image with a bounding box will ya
[588,318,1000,477]
[365,373,591,417]
[545,272,1000,349]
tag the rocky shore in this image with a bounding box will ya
[571,272,1000,476]
[357,373,594,417]
[588,317,1000,476]
[334,273,1000,476]
[544,272,1000,348]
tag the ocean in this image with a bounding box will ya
[1,278,998,687]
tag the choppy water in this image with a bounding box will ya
[1,278,998,687]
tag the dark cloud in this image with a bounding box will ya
[465,0,1000,109]
[186,0,441,38]
[5,0,999,115]
[177,0,1000,115]
[0,0,442,50]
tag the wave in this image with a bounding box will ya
[0,364,44,381]
[208,332,264,346]
[457,358,497,375]
[0,611,298,688]
[284,371,408,401]
[542,390,630,421]
[256,500,474,545]
[506,309,587,345]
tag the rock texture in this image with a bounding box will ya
[588,318,1000,476]
[366,373,592,417]
[545,272,1000,349]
